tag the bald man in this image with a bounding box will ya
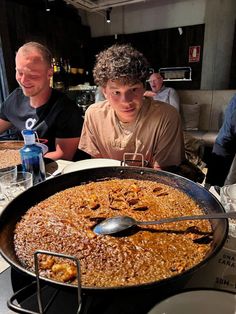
[144,72,180,111]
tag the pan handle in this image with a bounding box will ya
[34,250,82,313]
[122,153,147,167]
[7,281,58,314]
[8,250,82,314]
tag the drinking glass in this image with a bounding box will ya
[0,171,33,211]
[0,165,17,179]
[0,165,17,211]
[220,184,236,212]
[220,184,236,251]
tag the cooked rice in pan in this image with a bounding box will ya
[14,178,213,288]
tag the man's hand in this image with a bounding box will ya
[143,91,156,98]
[44,137,80,161]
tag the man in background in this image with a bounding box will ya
[144,72,180,111]
[144,71,205,179]
[0,41,83,161]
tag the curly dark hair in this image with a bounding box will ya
[93,44,150,87]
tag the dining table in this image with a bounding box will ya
[0,159,236,313]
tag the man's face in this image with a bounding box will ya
[148,73,163,93]
[15,48,52,98]
[102,80,145,123]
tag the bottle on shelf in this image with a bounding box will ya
[63,58,70,89]
[84,70,90,85]
[52,57,57,73]
[50,57,56,88]
[20,129,46,185]
[52,57,72,90]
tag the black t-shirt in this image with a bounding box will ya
[0,88,83,151]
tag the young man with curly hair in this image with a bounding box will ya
[79,44,185,171]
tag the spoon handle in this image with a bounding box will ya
[137,211,236,226]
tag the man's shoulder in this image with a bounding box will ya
[2,88,29,114]
[227,98,236,126]
[4,87,25,103]
[10,87,23,96]
[230,94,236,107]
[225,94,236,116]
[164,86,177,94]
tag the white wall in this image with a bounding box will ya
[81,0,206,37]
[201,0,236,90]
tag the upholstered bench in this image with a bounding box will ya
[181,102,218,147]
[186,130,218,148]
[180,102,218,166]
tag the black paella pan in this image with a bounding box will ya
[0,166,228,292]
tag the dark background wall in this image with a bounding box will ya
[0,0,204,92]
[89,24,205,90]
[0,0,91,92]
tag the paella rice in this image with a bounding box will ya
[14,178,213,288]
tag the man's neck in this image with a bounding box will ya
[30,88,52,108]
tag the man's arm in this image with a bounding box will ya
[44,137,80,161]
[0,118,12,134]
[143,91,156,97]
[206,97,236,187]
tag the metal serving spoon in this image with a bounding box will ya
[93,212,236,235]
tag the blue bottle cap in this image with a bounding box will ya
[22,129,36,145]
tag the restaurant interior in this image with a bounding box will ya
[1,0,236,154]
[1,0,236,313]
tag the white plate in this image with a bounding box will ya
[148,290,236,314]
[62,158,121,174]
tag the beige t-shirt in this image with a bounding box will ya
[79,98,185,168]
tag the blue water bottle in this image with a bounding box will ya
[20,129,46,185]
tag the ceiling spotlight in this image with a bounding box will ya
[178,27,183,35]
[45,0,50,12]
[106,7,112,23]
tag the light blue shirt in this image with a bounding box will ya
[153,86,180,112]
